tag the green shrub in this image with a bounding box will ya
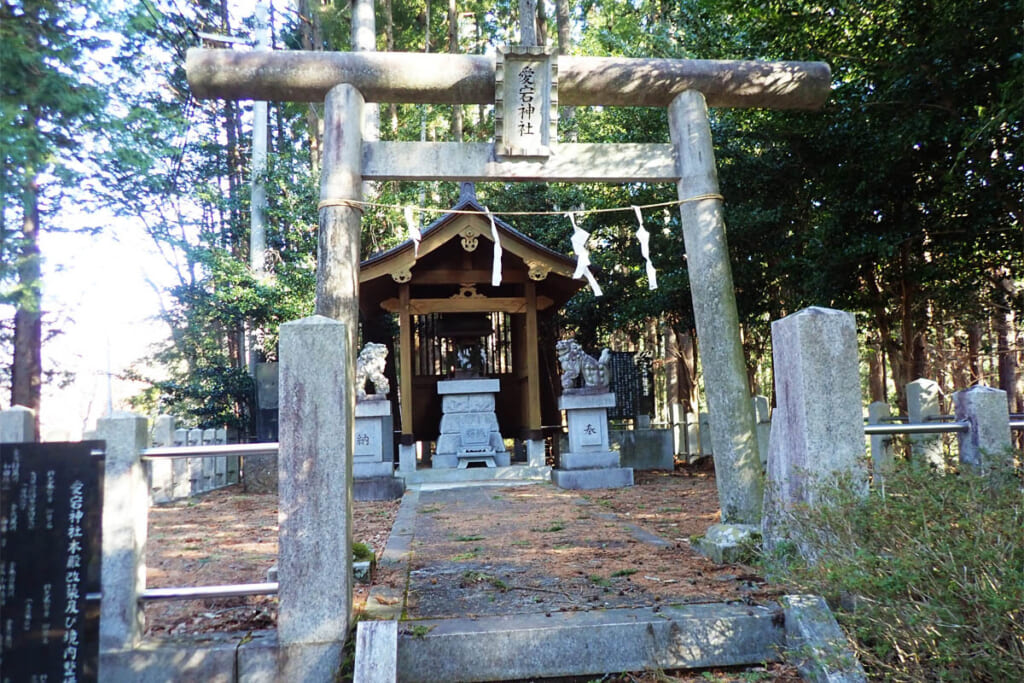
[761,462,1023,681]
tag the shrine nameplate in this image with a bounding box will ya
[1,441,104,683]
[495,46,558,158]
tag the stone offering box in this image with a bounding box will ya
[553,392,633,489]
[434,379,510,469]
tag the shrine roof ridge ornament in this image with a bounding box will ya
[186,48,831,110]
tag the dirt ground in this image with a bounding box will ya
[144,462,800,681]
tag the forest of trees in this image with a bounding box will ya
[1,0,1021,435]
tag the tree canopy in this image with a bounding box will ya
[2,0,1020,429]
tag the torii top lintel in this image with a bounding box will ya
[186,48,830,111]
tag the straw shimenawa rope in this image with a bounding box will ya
[316,194,724,216]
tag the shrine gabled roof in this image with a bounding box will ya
[359,194,576,279]
[358,189,585,316]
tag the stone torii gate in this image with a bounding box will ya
[187,37,828,663]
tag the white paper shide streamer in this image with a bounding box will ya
[484,206,503,286]
[633,205,658,290]
[567,212,603,297]
[405,206,421,257]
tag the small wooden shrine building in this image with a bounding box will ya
[358,185,583,456]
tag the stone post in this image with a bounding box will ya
[277,316,353,677]
[698,411,712,457]
[669,90,762,524]
[867,401,895,481]
[95,412,149,654]
[953,386,1013,475]
[762,308,867,555]
[752,395,771,469]
[150,415,175,504]
[907,378,943,469]
[0,405,35,443]
[525,438,546,468]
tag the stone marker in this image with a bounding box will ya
[953,386,1013,475]
[753,395,771,469]
[867,401,895,481]
[277,316,353,667]
[762,308,867,556]
[907,378,944,469]
[0,405,35,443]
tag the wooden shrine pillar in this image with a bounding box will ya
[523,281,544,465]
[397,283,416,472]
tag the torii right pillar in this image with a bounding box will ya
[669,91,763,535]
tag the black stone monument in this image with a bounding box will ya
[1,441,104,683]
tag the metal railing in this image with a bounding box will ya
[140,442,281,604]
[864,422,969,436]
[141,442,279,459]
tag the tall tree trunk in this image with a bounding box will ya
[534,0,547,46]
[994,269,1019,411]
[555,0,575,141]
[298,0,324,170]
[663,327,679,412]
[384,0,397,133]
[11,168,42,438]
[676,328,699,415]
[967,321,983,386]
[867,338,886,402]
[448,0,462,141]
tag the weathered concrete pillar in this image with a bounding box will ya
[0,405,35,443]
[867,401,895,481]
[668,89,762,525]
[95,412,149,654]
[277,316,353,679]
[762,308,867,554]
[953,386,1013,475]
[907,378,943,469]
[317,83,363,360]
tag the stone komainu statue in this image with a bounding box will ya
[555,339,610,392]
[355,342,390,399]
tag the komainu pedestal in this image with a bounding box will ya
[552,392,633,489]
[353,398,403,500]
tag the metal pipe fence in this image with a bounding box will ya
[863,422,969,436]
[141,442,279,459]
[141,582,279,601]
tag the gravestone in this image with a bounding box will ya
[1,441,104,682]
